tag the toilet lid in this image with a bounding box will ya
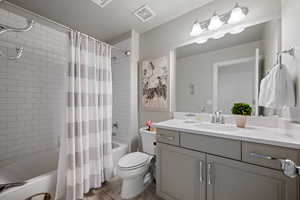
[118,152,150,169]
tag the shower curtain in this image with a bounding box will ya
[56,31,113,200]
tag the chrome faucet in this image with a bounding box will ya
[211,111,225,124]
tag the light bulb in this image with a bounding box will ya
[229,26,245,34]
[190,21,204,37]
[195,38,208,44]
[228,4,247,24]
[212,32,226,39]
[208,13,224,30]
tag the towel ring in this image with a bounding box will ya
[265,48,295,76]
[276,48,295,66]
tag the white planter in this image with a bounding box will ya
[235,115,247,128]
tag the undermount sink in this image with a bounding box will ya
[182,120,238,131]
[194,122,238,131]
[184,120,197,124]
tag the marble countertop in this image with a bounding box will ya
[153,119,300,149]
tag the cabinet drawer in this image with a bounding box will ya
[157,129,180,146]
[242,142,300,170]
[181,132,241,160]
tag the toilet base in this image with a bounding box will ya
[120,174,152,199]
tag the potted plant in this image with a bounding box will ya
[231,103,252,128]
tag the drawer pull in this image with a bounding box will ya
[207,163,212,185]
[199,161,203,183]
[158,134,175,141]
[249,152,279,160]
[250,152,300,178]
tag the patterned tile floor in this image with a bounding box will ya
[86,177,163,200]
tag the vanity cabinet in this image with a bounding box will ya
[156,143,206,200]
[156,128,299,200]
[207,155,298,200]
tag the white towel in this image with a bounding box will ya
[259,64,295,109]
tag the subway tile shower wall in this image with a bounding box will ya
[0,8,68,167]
[112,39,131,143]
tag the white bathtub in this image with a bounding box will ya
[0,141,128,200]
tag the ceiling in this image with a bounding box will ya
[176,22,266,59]
[6,0,214,42]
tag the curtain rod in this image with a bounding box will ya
[0,0,127,53]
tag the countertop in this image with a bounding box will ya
[153,119,300,149]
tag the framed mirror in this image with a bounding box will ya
[175,19,281,116]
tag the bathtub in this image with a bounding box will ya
[0,141,128,200]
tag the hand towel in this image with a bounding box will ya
[259,64,295,109]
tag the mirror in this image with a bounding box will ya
[175,19,281,116]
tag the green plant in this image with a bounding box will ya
[231,103,252,116]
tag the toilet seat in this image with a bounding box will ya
[118,152,150,170]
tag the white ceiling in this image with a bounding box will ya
[6,0,214,42]
[176,22,266,59]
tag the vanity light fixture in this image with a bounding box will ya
[190,3,249,37]
[195,38,208,44]
[208,13,224,30]
[90,0,113,8]
[228,3,248,24]
[229,26,246,34]
[190,21,204,37]
[212,32,226,39]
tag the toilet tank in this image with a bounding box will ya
[140,127,156,155]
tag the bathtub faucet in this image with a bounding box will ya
[0,182,27,193]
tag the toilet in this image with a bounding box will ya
[117,127,156,199]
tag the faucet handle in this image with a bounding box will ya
[210,114,216,123]
[214,111,222,118]
[215,110,222,115]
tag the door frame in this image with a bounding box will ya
[212,56,259,115]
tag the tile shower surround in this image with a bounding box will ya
[0,8,68,167]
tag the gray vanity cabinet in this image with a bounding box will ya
[206,155,298,200]
[156,143,206,200]
[156,128,299,200]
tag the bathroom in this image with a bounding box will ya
[0,0,299,199]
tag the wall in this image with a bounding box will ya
[176,41,262,113]
[262,19,282,72]
[0,7,68,167]
[281,0,300,122]
[112,30,139,151]
[139,0,281,126]
[112,39,131,144]
[129,30,139,151]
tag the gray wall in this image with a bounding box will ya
[281,0,300,121]
[139,0,281,126]
[262,19,282,72]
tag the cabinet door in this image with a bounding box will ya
[156,143,206,200]
[207,155,298,200]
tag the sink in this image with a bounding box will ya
[194,122,238,132]
[184,120,197,124]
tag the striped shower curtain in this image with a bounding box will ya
[56,31,113,200]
